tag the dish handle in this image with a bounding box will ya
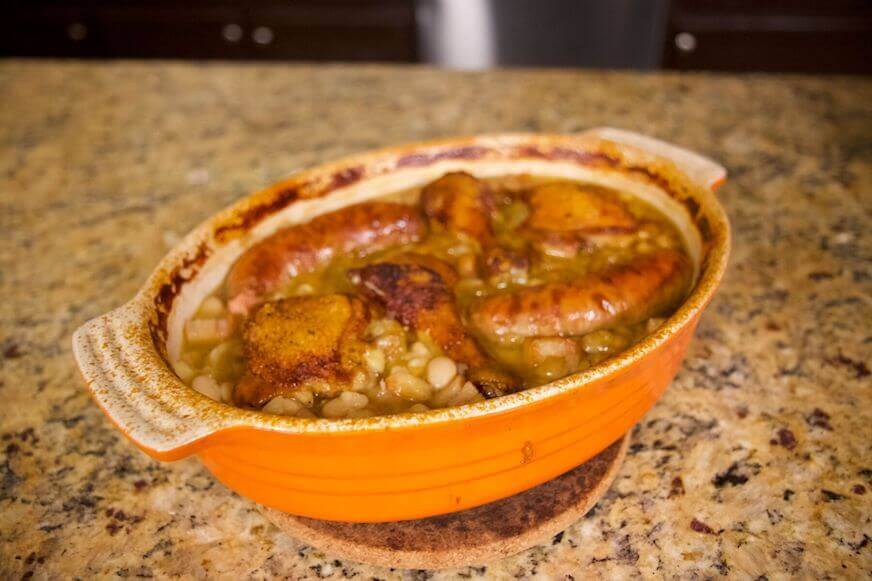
[72,300,223,461]
[583,127,726,191]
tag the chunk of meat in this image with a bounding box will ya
[420,172,496,246]
[227,202,425,314]
[421,172,534,280]
[465,367,517,399]
[349,260,481,366]
[235,294,370,406]
[348,257,517,397]
[384,252,460,286]
[524,182,637,235]
[470,249,692,342]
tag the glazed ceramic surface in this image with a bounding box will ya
[73,129,729,522]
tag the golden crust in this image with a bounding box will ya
[524,182,637,234]
[235,295,370,406]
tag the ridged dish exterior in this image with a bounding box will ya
[73,129,729,522]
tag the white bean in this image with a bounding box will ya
[339,391,369,408]
[364,348,386,373]
[405,356,429,375]
[322,391,369,418]
[386,367,432,402]
[452,381,485,406]
[207,341,234,368]
[262,396,301,416]
[191,375,221,401]
[431,375,465,407]
[410,341,431,357]
[174,360,195,383]
[293,390,314,407]
[185,317,233,344]
[375,334,406,362]
[198,296,226,318]
[351,370,376,392]
[427,357,457,389]
[219,382,233,403]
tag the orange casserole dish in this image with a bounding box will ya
[72,129,729,522]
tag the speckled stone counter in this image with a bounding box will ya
[1,60,869,579]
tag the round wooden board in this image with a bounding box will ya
[260,434,629,570]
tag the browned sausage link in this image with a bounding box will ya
[226,202,425,314]
[348,258,518,397]
[470,249,692,342]
[420,171,496,246]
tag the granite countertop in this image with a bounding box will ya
[1,60,869,578]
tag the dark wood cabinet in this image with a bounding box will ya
[243,1,417,61]
[1,1,418,62]
[93,4,248,60]
[2,3,102,58]
[2,1,870,73]
[664,0,872,73]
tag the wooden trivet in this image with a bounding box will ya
[260,434,629,570]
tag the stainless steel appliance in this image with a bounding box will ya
[416,0,671,69]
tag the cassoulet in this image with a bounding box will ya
[174,172,693,419]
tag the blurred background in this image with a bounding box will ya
[2,0,871,74]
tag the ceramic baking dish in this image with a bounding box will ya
[73,129,729,523]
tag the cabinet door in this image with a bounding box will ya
[242,0,417,62]
[1,4,102,58]
[664,0,872,74]
[1,1,417,62]
[94,4,247,60]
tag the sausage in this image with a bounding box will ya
[470,249,692,342]
[226,202,425,314]
[349,256,518,397]
[420,172,496,246]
